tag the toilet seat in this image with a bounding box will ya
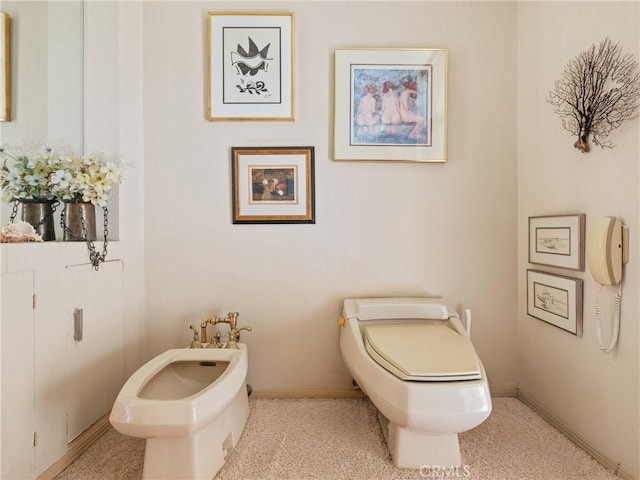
[363,324,482,381]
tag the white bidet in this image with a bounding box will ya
[110,345,249,480]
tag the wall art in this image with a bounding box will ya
[528,214,585,271]
[207,12,294,121]
[547,38,640,152]
[231,146,314,224]
[1,12,10,121]
[526,270,583,336]
[333,48,447,162]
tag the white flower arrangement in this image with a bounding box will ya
[53,151,123,206]
[0,144,65,202]
[0,143,124,207]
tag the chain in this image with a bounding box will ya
[9,200,18,223]
[82,206,109,271]
[59,202,110,271]
[10,199,58,227]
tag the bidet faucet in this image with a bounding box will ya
[199,311,245,344]
[225,326,252,349]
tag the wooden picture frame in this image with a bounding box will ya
[528,214,585,271]
[231,146,314,224]
[527,269,583,336]
[207,12,294,121]
[333,48,447,162]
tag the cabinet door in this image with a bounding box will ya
[65,260,125,441]
[1,271,36,480]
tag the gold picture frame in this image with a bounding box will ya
[1,12,10,122]
[333,48,448,162]
[231,146,315,224]
[207,12,294,121]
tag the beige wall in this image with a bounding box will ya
[517,2,639,477]
[142,1,519,394]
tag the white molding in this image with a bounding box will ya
[36,413,111,480]
[518,390,637,480]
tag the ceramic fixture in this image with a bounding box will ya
[339,297,492,469]
[110,346,249,480]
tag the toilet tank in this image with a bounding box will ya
[343,297,458,322]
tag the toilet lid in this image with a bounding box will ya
[363,324,482,381]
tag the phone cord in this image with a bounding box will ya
[595,284,622,354]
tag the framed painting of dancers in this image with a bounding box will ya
[334,48,448,162]
[208,12,294,121]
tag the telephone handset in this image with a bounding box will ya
[587,217,629,353]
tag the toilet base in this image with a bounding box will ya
[141,384,249,480]
[378,412,462,469]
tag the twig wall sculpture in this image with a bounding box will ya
[547,38,640,153]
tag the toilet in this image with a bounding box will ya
[110,345,249,480]
[339,297,492,469]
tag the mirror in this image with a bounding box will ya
[0,1,85,224]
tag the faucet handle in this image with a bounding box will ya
[231,326,252,343]
[188,324,203,348]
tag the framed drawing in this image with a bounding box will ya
[333,48,447,162]
[231,146,315,224]
[529,214,585,271]
[1,12,10,121]
[207,12,294,121]
[527,270,583,336]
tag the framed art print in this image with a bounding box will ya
[231,146,315,224]
[527,270,583,336]
[529,214,585,271]
[208,12,294,121]
[333,48,447,162]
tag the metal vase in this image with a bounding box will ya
[63,201,97,242]
[21,200,56,241]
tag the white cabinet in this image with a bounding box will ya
[1,270,36,480]
[1,243,125,479]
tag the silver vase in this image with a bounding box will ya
[21,200,56,241]
[62,201,97,241]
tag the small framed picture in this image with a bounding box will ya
[231,146,315,224]
[207,12,294,121]
[333,47,447,162]
[528,214,585,271]
[527,270,583,336]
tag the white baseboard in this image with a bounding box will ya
[37,413,112,480]
[518,390,637,480]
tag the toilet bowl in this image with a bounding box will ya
[339,297,492,469]
[110,345,249,480]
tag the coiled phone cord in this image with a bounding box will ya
[595,283,622,354]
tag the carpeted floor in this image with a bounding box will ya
[55,397,620,480]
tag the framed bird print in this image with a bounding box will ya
[207,12,294,121]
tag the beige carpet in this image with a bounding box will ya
[55,397,619,480]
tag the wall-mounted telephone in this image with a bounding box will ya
[587,216,629,353]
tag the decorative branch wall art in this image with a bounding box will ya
[547,38,640,153]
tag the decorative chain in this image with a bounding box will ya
[10,199,59,227]
[9,200,18,223]
[60,203,110,271]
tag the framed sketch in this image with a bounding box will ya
[231,146,315,224]
[527,270,583,336]
[529,214,585,271]
[333,48,447,162]
[1,12,10,121]
[207,12,294,121]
